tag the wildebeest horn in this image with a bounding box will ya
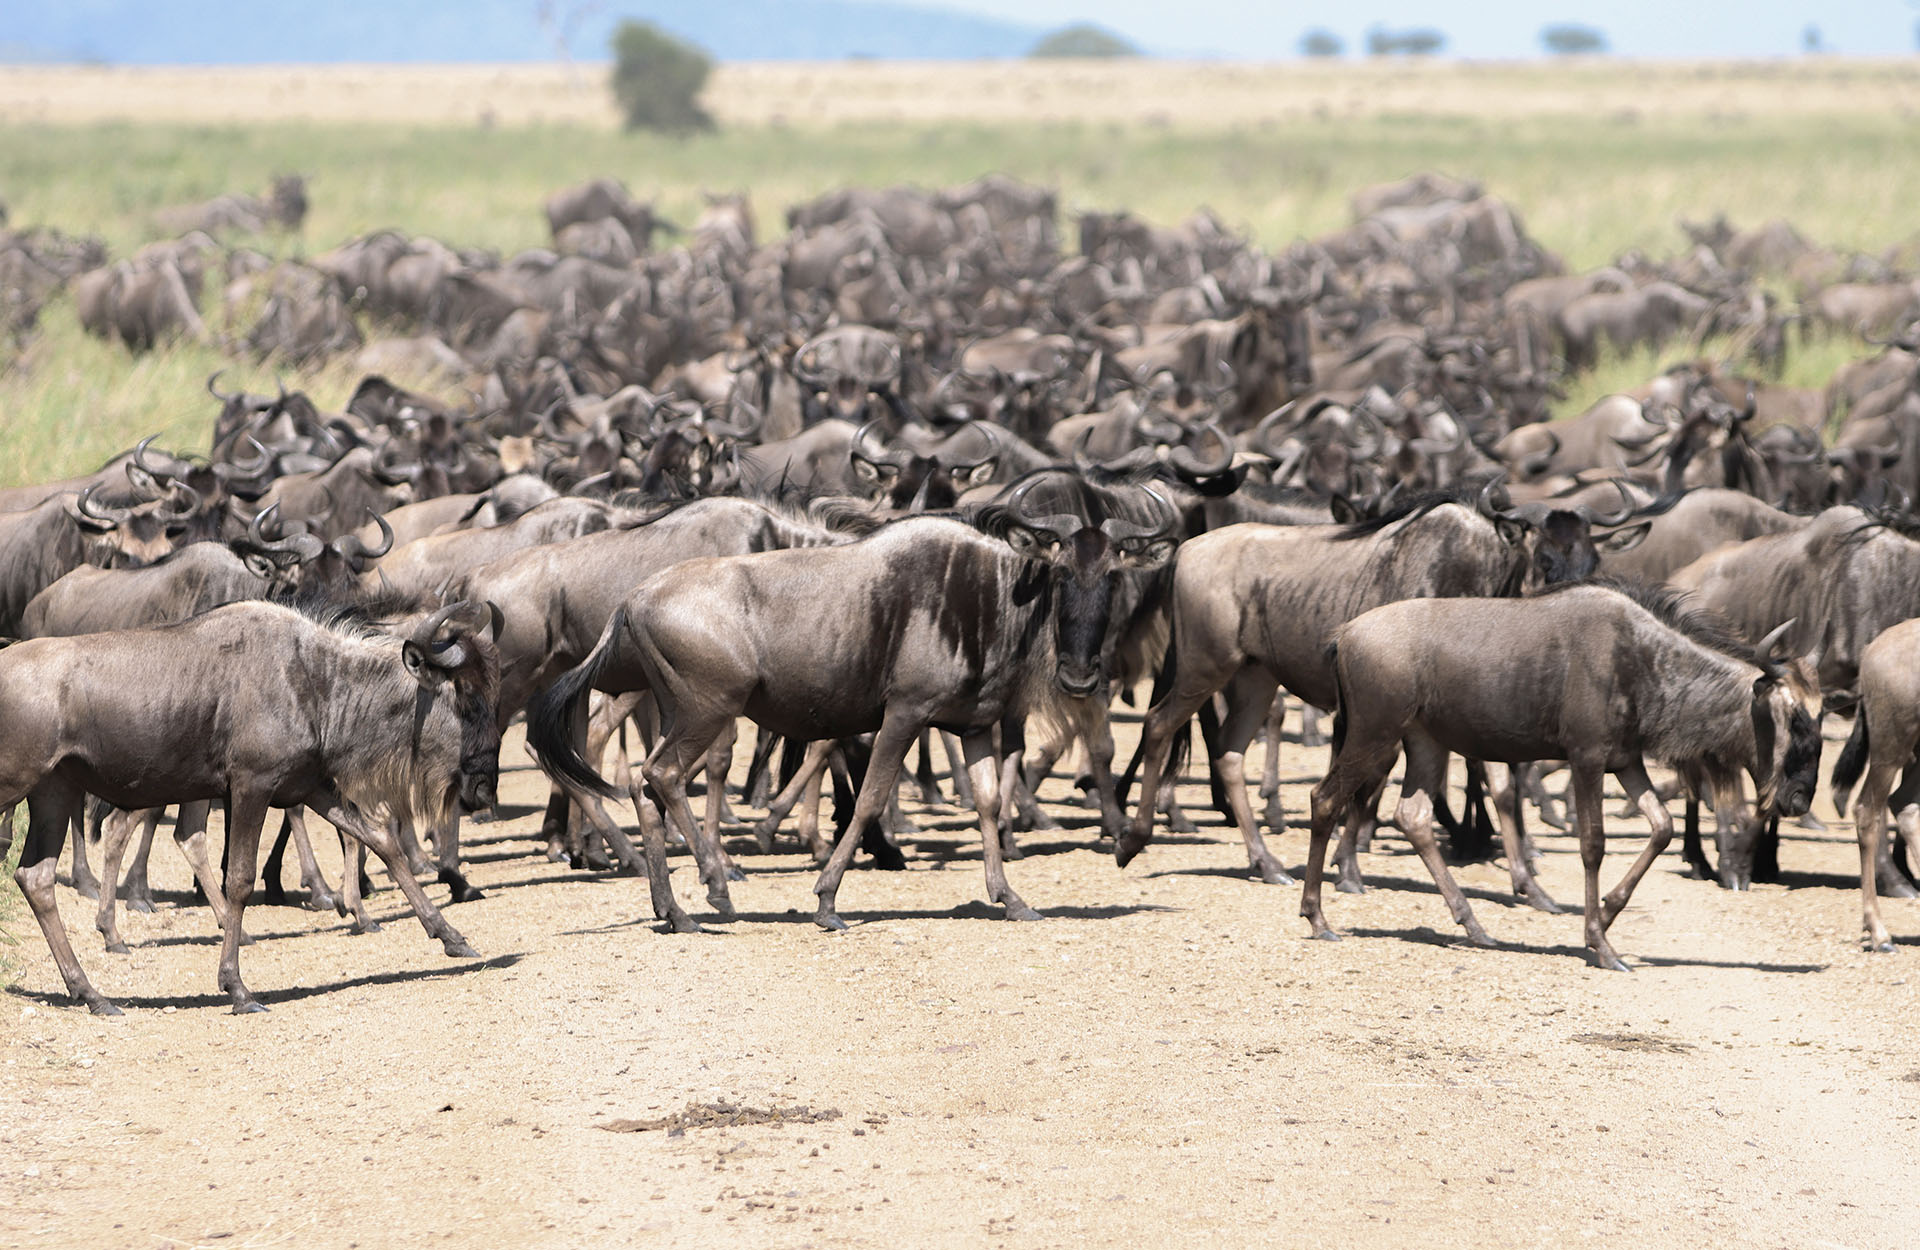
[1346,405,1386,461]
[1476,479,1521,521]
[940,420,999,467]
[371,441,416,486]
[1754,619,1796,667]
[1252,400,1300,460]
[1168,420,1233,478]
[1007,476,1084,544]
[132,434,174,486]
[206,370,234,403]
[69,483,131,530]
[409,601,479,671]
[245,504,325,563]
[851,419,911,471]
[158,480,201,520]
[1100,483,1179,546]
[333,507,394,569]
[1576,479,1637,527]
[220,433,274,478]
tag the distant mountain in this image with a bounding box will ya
[0,0,1053,64]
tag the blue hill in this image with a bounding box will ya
[0,0,1052,63]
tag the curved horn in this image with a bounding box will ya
[1754,619,1796,666]
[71,483,131,529]
[332,508,394,569]
[206,370,235,404]
[132,434,173,485]
[1476,478,1520,521]
[158,480,201,521]
[1101,482,1180,546]
[244,504,324,563]
[1168,420,1234,478]
[370,441,415,487]
[408,601,475,670]
[1006,476,1083,543]
[850,419,911,470]
[221,432,274,477]
[1578,478,1637,527]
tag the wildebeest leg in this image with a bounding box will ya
[214,793,272,1013]
[962,731,1041,922]
[540,787,571,863]
[911,730,945,806]
[1873,766,1920,899]
[1302,742,1397,942]
[744,725,780,810]
[1528,762,1570,831]
[1215,670,1291,884]
[67,808,99,900]
[1118,656,1249,868]
[394,811,431,877]
[171,801,231,931]
[1015,731,1067,833]
[262,810,295,906]
[1571,764,1628,971]
[1753,812,1781,884]
[312,796,480,970]
[1331,774,1386,895]
[813,714,918,931]
[752,739,833,853]
[431,812,483,904]
[693,721,742,881]
[14,783,119,1015]
[801,756,832,860]
[119,806,162,913]
[1080,714,1130,845]
[1258,693,1287,830]
[1598,761,1677,949]
[338,834,380,935]
[640,719,739,918]
[1485,763,1560,913]
[1395,734,1493,946]
[1441,760,1497,863]
[942,731,975,808]
[283,808,338,911]
[1295,700,1327,749]
[93,807,138,954]
[1855,755,1897,951]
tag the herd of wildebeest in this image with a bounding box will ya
[6,167,1920,1015]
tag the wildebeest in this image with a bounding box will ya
[527,476,1177,933]
[0,601,500,1014]
[1301,583,1820,968]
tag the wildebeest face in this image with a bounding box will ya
[1753,659,1822,819]
[1005,522,1174,696]
[401,601,504,814]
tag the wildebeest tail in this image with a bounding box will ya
[526,607,627,799]
[1830,712,1869,818]
[1326,641,1348,758]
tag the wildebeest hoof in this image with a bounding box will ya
[124,896,156,915]
[752,822,778,853]
[263,885,289,907]
[1795,811,1827,832]
[867,843,907,871]
[666,912,703,935]
[706,892,737,921]
[1167,811,1199,835]
[1001,899,1042,921]
[451,885,486,904]
[1868,939,1896,954]
[105,940,129,956]
[88,998,124,1018]
[442,938,479,959]
[1114,839,1144,869]
[350,918,382,935]
[1463,925,1497,948]
[237,931,257,947]
[1256,863,1295,886]
[1001,842,1025,862]
[815,910,848,932]
[1308,927,1343,942]
[73,880,100,902]
[1525,890,1564,915]
[1877,874,1920,900]
[1335,875,1365,895]
[725,865,747,883]
[1586,949,1632,972]
[231,999,269,1015]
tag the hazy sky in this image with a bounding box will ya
[948,1,1920,58]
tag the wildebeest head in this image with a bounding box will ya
[1746,620,1822,821]
[1480,481,1649,587]
[400,600,504,816]
[63,481,199,567]
[998,474,1178,696]
[850,419,998,513]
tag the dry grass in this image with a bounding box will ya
[2,58,1918,127]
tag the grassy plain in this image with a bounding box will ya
[2,58,1918,483]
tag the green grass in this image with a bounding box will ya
[3,111,1918,484]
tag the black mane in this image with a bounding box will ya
[1531,575,1764,666]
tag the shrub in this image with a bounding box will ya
[609,20,714,134]
[1299,29,1345,59]
[1540,24,1609,56]
[1029,23,1141,58]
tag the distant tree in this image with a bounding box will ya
[1366,26,1447,56]
[1029,23,1141,58]
[1540,24,1608,55]
[609,19,714,134]
[1801,25,1824,53]
[1299,28,1344,58]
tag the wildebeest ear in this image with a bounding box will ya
[485,600,505,643]
[1494,516,1530,547]
[960,459,998,490]
[1328,493,1361,524]
[849,457,894,489]
[1116,537,1177,570]
[402,641,445,690]
[1597,521,1652,553]
[242,552,276,579]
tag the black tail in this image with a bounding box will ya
[1326,641,1348,759]
[526,607,628,799]
[1830,712,1869,818]
[1118,610,1182,808]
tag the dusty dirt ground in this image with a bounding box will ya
[3,713,1918,1249]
